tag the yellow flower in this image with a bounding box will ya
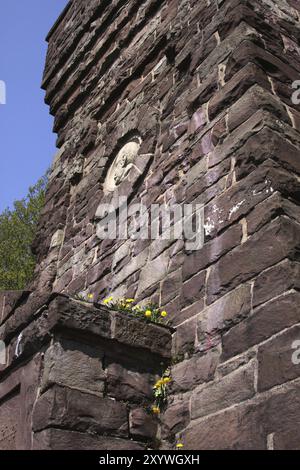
[103,296,113,305]
[162,377,171,385]
[161,311,168,317]
[87,294,94,300]
[145,310,152,318]
[152,406,160,414]
[154,379,163,389]
[176,443,184,449]
[126,299,135,303]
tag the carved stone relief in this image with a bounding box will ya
[103,137,142,194]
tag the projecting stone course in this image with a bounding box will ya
[0,293,172,449]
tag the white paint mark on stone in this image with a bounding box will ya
[15,333,23,358]
[228,200,245,219]
[204,218,215,236]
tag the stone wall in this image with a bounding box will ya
[0,291,171,449]
[1,0,300,449]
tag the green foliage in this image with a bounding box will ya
[152,370,172,415]
[101,296,169,325]
[0,175,47,290]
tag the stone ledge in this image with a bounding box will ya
[0,291,172,449]
[0,293,172,377]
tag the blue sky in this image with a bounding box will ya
[0,0,69,211]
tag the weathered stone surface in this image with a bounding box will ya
[207,217,300,304]
[197,284,251,339]
[235,126,300,179]
[111,311,172,359]
[257,325,300,392]
[161,269,182,305]
[217,349,257,378]
[162,396,190,437]
[106,362,153,403]
[183,402,266,450]
[183,224,242,281]
[41,339,105,396]
[47,295,112,339]
[32,385,129,437]
[246,192,300,236]
[261,381,300,442]
[253,259,300,307]
[33,429,145,450]
[129,408,158,440]
[181,270,206,308]
[171,350,219,393]
[173,317,197,356]
[1,292,52,344]
[191,362,256,420]
[136,251,169,298]
[222,291,300,360]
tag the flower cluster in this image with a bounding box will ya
[176,443,184,449]
[152,372,172,415]
[73,293,169,325]
[102,297,168,325]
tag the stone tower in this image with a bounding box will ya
[1,0,300,450]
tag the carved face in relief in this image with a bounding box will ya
[103,138,142,194]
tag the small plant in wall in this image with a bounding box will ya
[73,292,94,302]
[151,369,172,415]
[73,293,169,325]
[102,297,169,325]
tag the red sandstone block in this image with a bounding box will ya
[253,259,300,308]
[257,325,300,392]
[161,396,190,438]
[41,338,106,396]
[32,385,128,437]
[171,350,219,393]
[263,381,300,446]
[33,428,145,451]
[235,126,300,180]
[273,429,300,451]
[225,40,298,84]
[173,316,197,356]
[183,401,266,450]
[129,408,158,440]
[247,193,300,236]
[183,224,242,281]
[190,361,255,420]
[185,379,300,449]
[228,84,290,133]
[222,291,300,360]
[161,269,182,306]
[181,270,206,308]
[207,216,300,304]
[106,362,154,403]
[197,284,251,340]
[217,3,261,40]
[208,63,271,121]
[273,78,300,113]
